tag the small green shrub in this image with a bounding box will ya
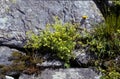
[77,14,120,59]
[100,70,120,79]
[25,17,80,67]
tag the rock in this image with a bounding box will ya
[19,68,101,79]
[0,46,13,66]
[37,53,64,68]
[0,46,24,66]
[6,71,20,79]
[0,0,104,47]
[115,56,120,65]
[73,49,95,67]
[108,0,114,6]
[37,60,64,68]
[0,46,24,78]
[5,75,14,79]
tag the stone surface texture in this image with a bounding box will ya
[0,0,104,47]
[0,1,104,79]
[0,46,14,66]
[73,49,96,67]
[19,68,101,79]
[38,60,64,68]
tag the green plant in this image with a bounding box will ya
[113,0,120,6]
[100,70,120,79]
[81,14,120,59]
[25,17,80,67]
[76,13,120,79]
[73,4,120,78]
[99,59,120,79]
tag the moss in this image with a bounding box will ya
[0,66,12,74]
[11,62,26,71]
[0,51,42,76]
[0,65,5,68]
[12,51,43,64]
[12,52,23,57]
[0,74,5,79]
[11,51,42,74]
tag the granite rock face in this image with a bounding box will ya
[0,0,104,47]
[0,46,14,66]
[19,68,101,79]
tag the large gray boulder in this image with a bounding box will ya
[19,68,101,79]
[0,0,104,47]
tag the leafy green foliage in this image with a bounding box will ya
[113,0,120,6]
[77,14,120,59]
[97,59,120,79]
[25,17,80,66]
[100,70,120,79]
[76,13,120,79]
[92,15,120,58]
